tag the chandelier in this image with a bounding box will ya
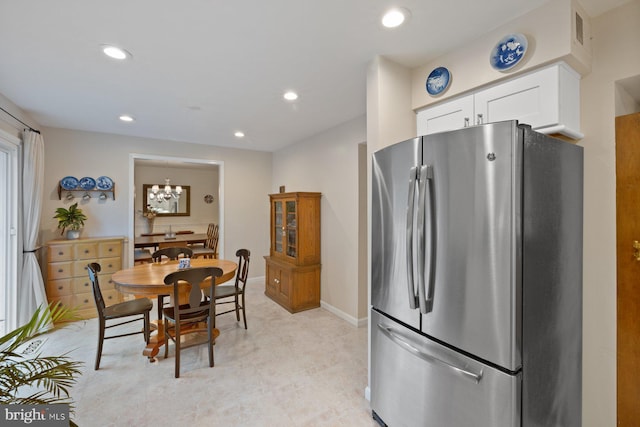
[149,178,182,201]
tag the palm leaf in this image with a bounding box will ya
[0,302,83,425]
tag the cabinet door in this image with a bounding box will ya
[417,95,474,136]
[278,268,291,301]
[265,262,290,305]
[273,200,284,255]
[266,262,278,295]
[474,65,558,130]
[285,200,297,258]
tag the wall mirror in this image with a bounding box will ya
[143,184,191,217]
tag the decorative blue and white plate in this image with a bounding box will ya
[79,176,96,190]
[60,176,79,190]
[426,67,451,96]
[96,176,114,191]
[490,33,528,71]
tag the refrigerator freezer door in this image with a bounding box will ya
[421,121,522,370]
[372,137,422,329]
[371,310,521,427]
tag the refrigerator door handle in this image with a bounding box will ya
[378,323,484,384]
[416,165,435,314]
[406,166,419,309]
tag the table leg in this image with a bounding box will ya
[143,320,165,358]
[142,320,219,358]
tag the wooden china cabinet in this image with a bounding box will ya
[264,192,321,313]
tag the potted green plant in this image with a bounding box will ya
[0,303,83,426]
[54,203,87,239]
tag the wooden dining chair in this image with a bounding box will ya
[191,223,219,259]
[87,263,153,370]
[152,246,193,320]
[209,249,250,329]
[163,267,223,378]
[134,248,153,264]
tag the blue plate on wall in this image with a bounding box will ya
[490,33,528,71]
[60,176,79,190]
[96,176,114,190]
[79,176,96,190]
[426,67,451,96]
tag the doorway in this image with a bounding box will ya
[616,111,640,425]
[129,154,224,264]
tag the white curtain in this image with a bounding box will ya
[18,130,46,327]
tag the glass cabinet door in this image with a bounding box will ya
[286,200,297,257]
[274,201,283,254]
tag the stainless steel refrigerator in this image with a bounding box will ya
[370,121,583,427]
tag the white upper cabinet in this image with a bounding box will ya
[416,62,583,139]
[416,95,473,136]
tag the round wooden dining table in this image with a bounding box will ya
[111,258,237,358]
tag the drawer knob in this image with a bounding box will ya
[84,282,89,287]
[84,249,89,254]
[58,251,64,256]
[109,248,113,252]
[58,269,63,273]
[58,286,63,290]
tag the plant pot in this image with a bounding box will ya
[66,230,81,240]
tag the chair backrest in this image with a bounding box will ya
[152,246,193,262]
[164,267,223,316]
[235,249,250,291]
[87,262,105,313]
[205,224,220,253]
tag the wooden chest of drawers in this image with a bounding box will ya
[45,237,124,319]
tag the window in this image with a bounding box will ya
[0,131,19,335]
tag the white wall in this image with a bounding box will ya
[580,1,640,425]
[41,127,271,277]
[0,93,39,138]
[411,0,592,111]
[271,116,366,324]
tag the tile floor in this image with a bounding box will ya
[39,278,378,426]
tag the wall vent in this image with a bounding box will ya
[575,11,584,45]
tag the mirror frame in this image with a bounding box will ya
[142,184,191,217]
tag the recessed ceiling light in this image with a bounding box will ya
[382,8,410,28]
[119,115,135,122]
[234,131,245,138]
[102,45,131,60]
[283,91,299,101]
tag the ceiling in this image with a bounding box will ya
[0,0,628,152]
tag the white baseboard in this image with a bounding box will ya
[320,300,368,327]
[251,276,368,328]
